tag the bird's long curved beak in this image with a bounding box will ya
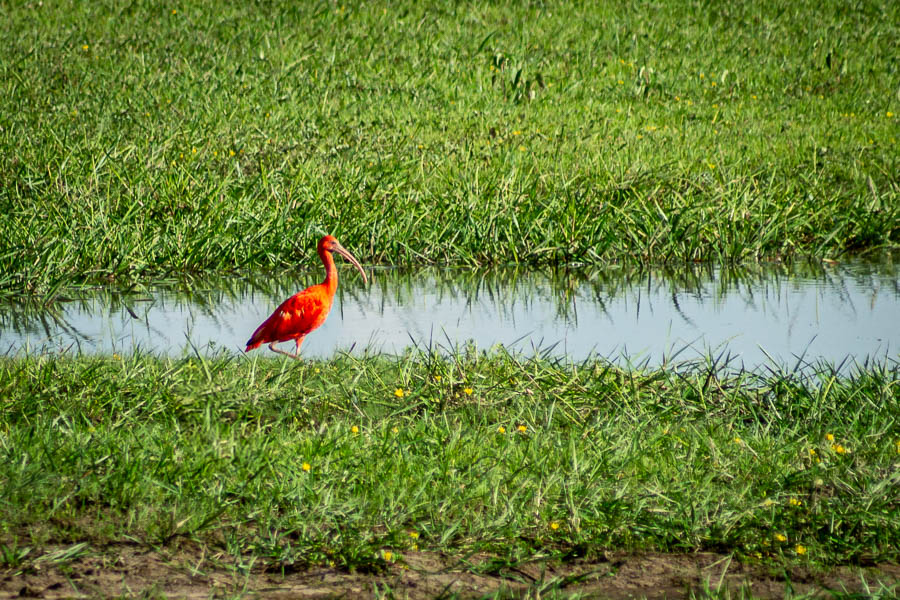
[332,243,368,285]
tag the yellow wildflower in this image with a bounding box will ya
[887,112,894,118]
[434,375,442,381]
[351,425,359,434]
[382,550,393,561]
[775,533,787,542]
[82,44,89,51]
[549,522,560,530]
[512,130,522,136]
[392,426,399,434]
[825,433,834,442]
[302,462,311,472]
[408,531,419,539]
[517,425,527,433]
[463,387,473,395]
[831,444,848,454]
[795,545,807,555]
[789,497,802,506]
[229,149,235,156]
[497,426,506,434]
[733,437,743,445]
[394,388,405,398]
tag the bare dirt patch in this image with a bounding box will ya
[1,543,897,599]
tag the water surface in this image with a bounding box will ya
[2,259,898,369]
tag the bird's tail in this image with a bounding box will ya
[244,323,268,352]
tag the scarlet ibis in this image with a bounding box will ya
[245,235,368,359]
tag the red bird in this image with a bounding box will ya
[245,235,368,359]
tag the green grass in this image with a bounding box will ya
[2,0,899,297]
[2,350,897,572]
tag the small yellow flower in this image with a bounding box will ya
[302,462,311,472]
[392,426,399,434]
[775,533,787,542]
[82,44,89,51]
[831,444,848,454]
[512,130,522,136]
[113,353,121,361]
[789,497,802,506]
[351,425,359,434]
[314,368,320,374]
[171,9,177,15]
[434,375,442,381]
[518,145,526,151]
[408,531,419,539]
[808,448,817,456]
[497,426,506,434]
[549,522,559,530]
[517,425,527,433]
[699,73,705,78]
[617,80,624,85]
[229,149,235,156]
[733,437,743,445]
[888,112,895,118]
[463,387,473,395]
[394,388,405,398]
[795,544,807,555]
[707,162,716,170]
[710,81,716,86]
[751,94,757,99]
[825,433,834,442]
[382,550,393,561]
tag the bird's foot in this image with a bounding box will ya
[269,343,302,360]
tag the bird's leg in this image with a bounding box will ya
[291,337,305,359]
[269,342,302,361]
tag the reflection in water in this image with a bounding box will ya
[1,258,898,369]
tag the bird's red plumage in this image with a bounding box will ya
[245,284,332,351]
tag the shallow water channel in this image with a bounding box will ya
[2,259,898,369]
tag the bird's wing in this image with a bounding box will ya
[246,286,332,348]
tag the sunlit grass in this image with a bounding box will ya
[1,0,898,297]
[1,349,897,572]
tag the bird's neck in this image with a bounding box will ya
[320,250,338,293]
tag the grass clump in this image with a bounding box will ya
[1,350,897,572]
[1,1,899,296]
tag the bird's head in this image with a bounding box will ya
[318,235,368,284]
